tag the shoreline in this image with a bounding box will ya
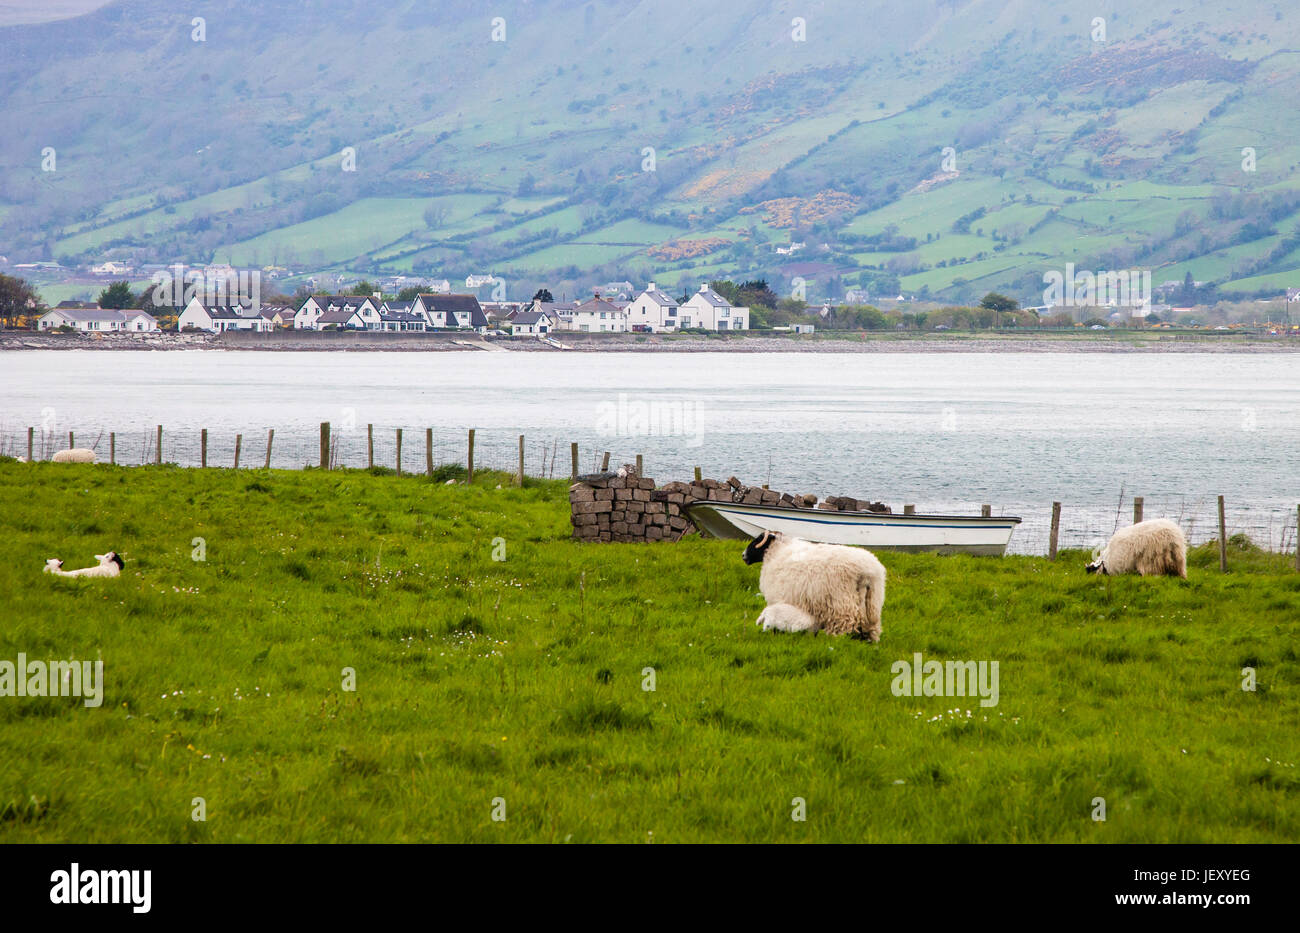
[3,331,1299,353]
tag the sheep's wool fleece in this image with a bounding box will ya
[1097,519,1187,578]
[759,537,885,640]
[51,448,96,463]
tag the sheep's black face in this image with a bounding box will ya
[108,552,124,570]
[743,531,777,565]
[1085,560,1102,574]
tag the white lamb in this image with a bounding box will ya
[44,552,124,578]
[1086,519,1187,578]
[51,448,96,463]
[756,602,818,633]
[744,530,886,641]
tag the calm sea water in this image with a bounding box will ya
[2,349,1297,555]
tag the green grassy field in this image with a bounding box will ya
[1,461,1296,843]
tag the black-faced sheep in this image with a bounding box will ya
[1086,519,1186,578]
[44,552,124,578]
[743,531,886,641]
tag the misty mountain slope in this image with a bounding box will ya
[2,0,1298,303]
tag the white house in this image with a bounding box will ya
[317,307,372,330]
[121,309,160,332]
[294,295,382,330]
[679,284,749,331]
[568,296,628,333]
[91,260,132,276]
[625,283,680,332]
[379,310,426,332]
[378,301,427,332]
[410,293,490,331]
[508,310,556,335]
[177,297,271,333]
[37,307,127,332]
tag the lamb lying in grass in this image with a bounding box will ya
[44,552,124,578]
[744,530,886,641]
[1086,519,1187,578]
[51,448,97,463]
[756,602,818,632]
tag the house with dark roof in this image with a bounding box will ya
[294,295,382,330]
[410,293,489,331]
[177,297,272,332]
[626,282,679,332]
[316,307,371,330]
[679,283,749,331]
[376,300,424,332]
[508,310,554,336]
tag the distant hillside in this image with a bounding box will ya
[3,0,1300,304]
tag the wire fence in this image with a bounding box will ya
[3,423,1296,559]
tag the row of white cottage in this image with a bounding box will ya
[166,282,750,335]
[173,292,486,333]
[37,303,161,332]
[512,284,750,335]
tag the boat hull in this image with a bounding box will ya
[684,500,1021,556]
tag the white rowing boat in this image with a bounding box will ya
[684,500,1021,556]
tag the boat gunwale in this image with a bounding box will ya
[684,499,1022,525]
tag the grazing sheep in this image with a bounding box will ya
[51,448,96,464]
[756,602,818,633]
[743,531,886,641]
[1086,519,1187,578]
[43,552,124,578]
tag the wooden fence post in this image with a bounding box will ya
[156,425,162,465]
[1217,495,1227,572]
[68,431,74,450]
[426,428,434,478]
[636,454,643,476]
[110,433,115,465]
[319,422,330,470]
[367,424,374,469]
[201,428,208,468]
[27,427,32,462]
[264,429,274,469]
[395,428,402,476]
[570,442,578,480]
[1295,504,1300,572]
[1133,496,1144,524]
[981,504,992,517]
[467,429,475,483]
[903,504,915,515]
[695,466,702,482]
[234,434,242,469]
[517,434,525,487]
[600,451,610,471]
[1049,501,1061,561]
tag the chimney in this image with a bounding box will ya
[699,283,708,293]
[373,292,381,300]
[647,282,655,292]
